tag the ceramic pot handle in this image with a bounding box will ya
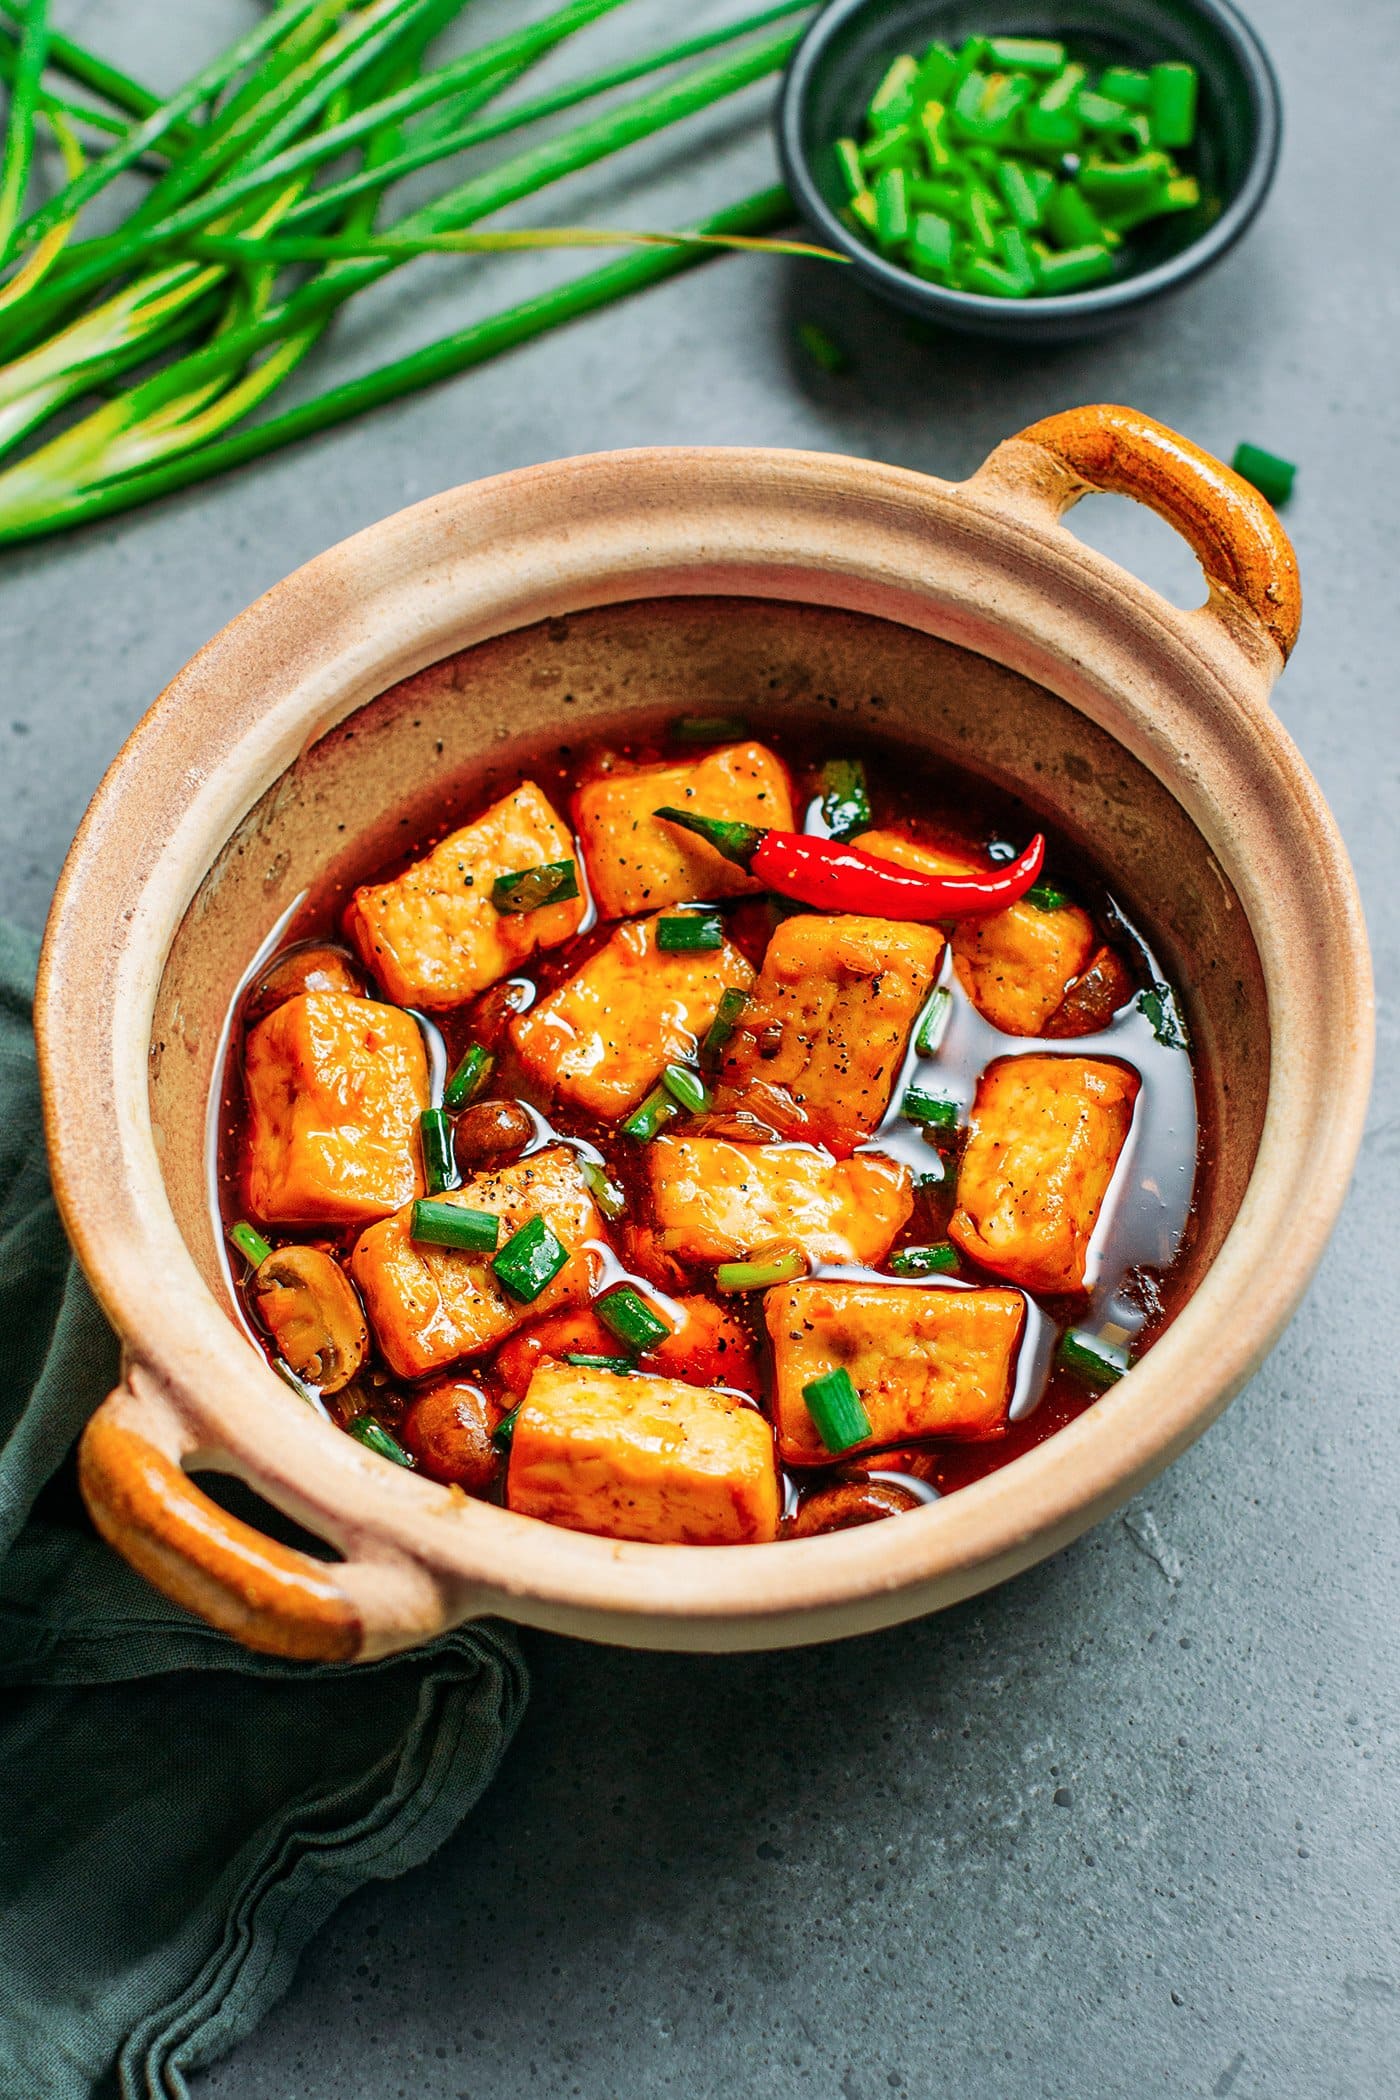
[79,1370,459,1662]
[979,403,1302,666]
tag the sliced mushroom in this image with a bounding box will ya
[245,943,366,1026]
[452,1099,535,1168]
[1042,945,1136,1038]
[785,1477,923,1540]
[400,1379,503,1491]
[252,1244,368,1393]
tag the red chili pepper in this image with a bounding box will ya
[653,808,1046,921]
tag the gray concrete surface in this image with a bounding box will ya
[4,2,1397,2095]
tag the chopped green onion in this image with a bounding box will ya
[596,1284,671,1352]
[795,318,849,373]
[491,859,579,914]
[872,164,910,247]
[986,37,1066,74]
[443,1042,493,1112]
[819,756,872,840]
[1099,67,1152,110]
[901,1085,960,1131]
[1148,61,1197,149]
[1231,442,1296,507]
[492,1215,570,1303]
[581,1158,626,1220]
[700,986,749,1070]
[656,910,724,952]
[715,1247,806,1292]
[420,1108,460,1195]
[347,1415,414,1467]
[492,1401,521,1451]
[411,1198,501,1255]
[1057,1328,1130,1389]
[867,52,918,132]
[1024,878,1072,912]
[672,713,748,742]
[909,209,955,279]
[832,137,865,200]
[1033,242,1115,293]
[802,1366,873,1454]
[563,1352,636,1374]
[889,1242,959,1278]
[230,1219,272,1269]
[1137,982,1190,1050]
[915,987,953,1057]
[622,1084,681,1142]
[661,1062,711,1114]
[1046,181,1105,250]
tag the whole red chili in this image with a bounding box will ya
[654,808,1046,921]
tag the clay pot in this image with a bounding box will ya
[38,406,1371,1660]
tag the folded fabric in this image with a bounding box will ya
[0,922,528,2100]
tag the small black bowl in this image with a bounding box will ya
[778,0,1281,341]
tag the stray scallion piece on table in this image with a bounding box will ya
[836,36,1204,297]
[1231,442,1296,507]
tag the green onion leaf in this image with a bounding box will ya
[671,713,748,742]
[595,1284,671,1353]
[410,1198,500,1254]
[901,1086,960,1131]
[656,909,724,952]
[622,1084,681,1143]
[443,1042,493,1112]
[1137,982,1190,1050]
[230,1219,273,1268]
[715,1247,805,1292]
[802,1367,873,1454]
[492,1400,521,1451]
[914,987,953,1057]
[347,1414,414,1466]
[1057,1328,1130,1389]
[660,1062,710,1114]
[420,1107,460,1194]
[889,1242,958,1278]
[491,858,579,914]
[819,756,872,841]
[700,986,749,1070]
[1023,878,1072,912]
[562,1351,636,1374]
[581,1158,626,1220]
[492,1214,569,1303]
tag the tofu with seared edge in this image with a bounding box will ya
[647,1134,912,1266]
[575,741,793,918]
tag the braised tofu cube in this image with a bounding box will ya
[350,1145,605,1379]
[575,741,794,919]
[507,1362,780,1544]
[510,913,753,1119]
[647,1135,912,1266]
[243,992,427,1227]
[345,783,584,1010]
[718,914,944,1152]
[765,1280,1025,1466]
[949,1055,1140,1293]
[853,827,1096,1036]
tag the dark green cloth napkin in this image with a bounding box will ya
[0,923,528,2099]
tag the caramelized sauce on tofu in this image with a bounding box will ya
[215,724,1202,1546]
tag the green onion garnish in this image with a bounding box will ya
[492,1215,570,1304]
[622,1084,682,1143]
[672,714,748,742]
[581,1159,626,1221]
[420,1108,460,1195]
[229,1219,272,1269]
[443,1043,493,1113]
[986,36,1066,74]
[1057,1329,1131,1389]
[347,1415,414,1467]
[715,1247,806,1292]
[563,1352,637,1375]
[901,1086,960,1131]
[1231,442,1296,507]
[656,910,724,952]
[1137,982,1190,1050]
[819,756,872,841]
[914,987,953,1057]
[596,1285,672,1353]
[802,1367,873,1454]
[1024,879,1072,912]
[700,986,750,1071]
[661,1062,711,1114]
[492,1402,522,1453]
[889,1242,959,1278]
[491,859,580,915]
[410,1199,501,1255]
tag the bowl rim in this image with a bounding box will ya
[38,439,1372,1654]
[777,0,1283,328]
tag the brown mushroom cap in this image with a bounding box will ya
[400,1380,503,1491]
[785,1477,924,1540]
[244,943,366,1026]
[252,1244,368,1393]
[451,1099,535,1168]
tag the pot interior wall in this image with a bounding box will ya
[150,596,1269,1320]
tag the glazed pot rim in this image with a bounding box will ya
[37,435,1373,1652]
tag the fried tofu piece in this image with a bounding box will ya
[949,1055,1140,1293]
[345,783,584,1010]
[647,1135,912,1266]
[853,827,1095,1036]
[350,1145,605,1379]
[765,1280,1025,1466]
[575,741,794,919]
[507,1362,780,1544]
[243,992,427,1227]
[509,912,753,1119]
[717,914,944,1153]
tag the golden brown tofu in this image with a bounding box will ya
[575,741,794,919]
[766,1280,1025,1466]
[507,1362,780,1544]
[949,1055,1140,1293]
[852,828,1095,1036]
[647,1135,912,1266]
[509,913,754,1119]
[718,914,944,1153]
[345,783,584,1010]
[350,1145,605,1379]
[243,992,427,1227]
